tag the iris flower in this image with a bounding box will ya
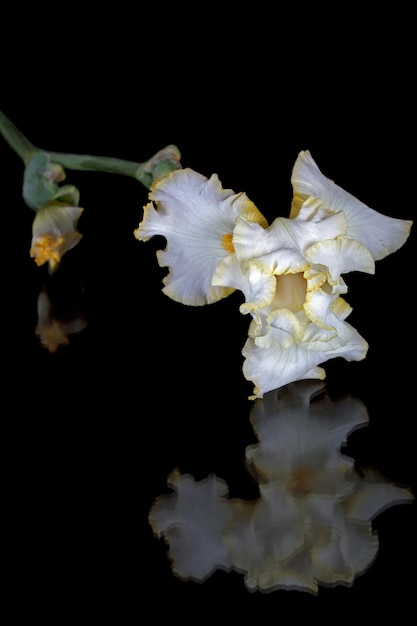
[134,151,412,397]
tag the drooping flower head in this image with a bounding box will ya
[30,202,84,271]
[134,152,412,398]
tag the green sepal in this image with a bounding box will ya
[136,144,182,189]
[52,184,80,207]
[23,152,65,211]
[152,159,182,182]
[137,158,182,189]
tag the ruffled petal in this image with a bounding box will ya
[134,168,267,305]
[213,256,279,321]
[306,238,375,284]
[233,211,347,273]
[290,150,413,261]
[304,289,344,331]
[253,309,305,350]
[232,219,307,274]
[242,318,368,399]
[303,319,368,359]
[242,339,326,399]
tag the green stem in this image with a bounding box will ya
[47,144,181,188]
[0,109,181,189]
[48,151,141,178]
[0,110,36,163]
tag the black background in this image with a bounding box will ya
[2,6,416,620]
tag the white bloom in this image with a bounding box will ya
[134,152,412,397]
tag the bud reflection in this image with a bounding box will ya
[149,380,414,594]
[35,265,87,352]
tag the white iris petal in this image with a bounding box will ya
[305,238,375,283]
[304,289,341,331]
[233,210,348,274]
[134,168,267,305]
[243,319,368,399]
[242,339,328,400]
[291,150,413,261]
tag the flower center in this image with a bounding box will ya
[275,273,307,313]
[290,465,315,495]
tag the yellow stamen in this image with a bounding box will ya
[30,234,65,268]
[221,233,235,253]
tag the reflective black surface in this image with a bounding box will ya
[2,24,416,617]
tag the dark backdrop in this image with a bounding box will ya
[2,6,416,620]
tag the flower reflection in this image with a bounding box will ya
[150,469,232,582]
[149,380,414,594]
[35,265,87,352]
